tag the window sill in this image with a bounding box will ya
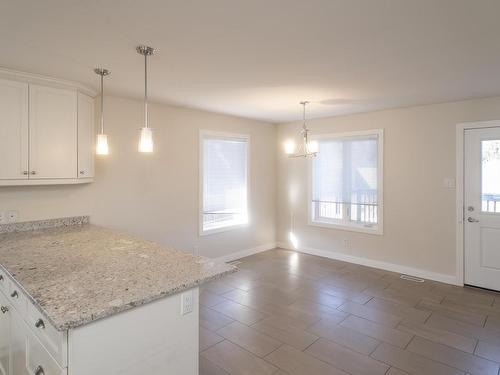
[308,220,383,235]
[199,222,249,237]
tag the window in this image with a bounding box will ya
[481,139,500,213]
[200,131,249,234]
[310,130,383,234]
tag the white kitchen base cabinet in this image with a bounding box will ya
[0,279,199,375]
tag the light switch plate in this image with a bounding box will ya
[181,290,194,315]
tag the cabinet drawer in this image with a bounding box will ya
[27,303,67,367]
[27,330,66,375]
[7,280,27,317]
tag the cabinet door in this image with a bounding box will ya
[77,93,95,178]
[9,310,28,375]
[29,85,77,179]
[0,293,10,375]
[0,79,29,180]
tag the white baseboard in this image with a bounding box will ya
[276,241,459,286]
[214,242,277,263]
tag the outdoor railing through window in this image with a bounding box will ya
[313,189,378,225]
[482,194,500,213]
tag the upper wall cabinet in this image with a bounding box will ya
[0,69,96,186]
[0,79,29,180]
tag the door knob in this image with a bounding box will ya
[467,217,479,223]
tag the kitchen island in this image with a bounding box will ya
[0,216,235,375]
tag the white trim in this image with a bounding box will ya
[277,241,458,285]
[213,242,276,263]
[455,119,500,287]
[199,130,251,237]
[0,67,97,97]
[307,129,384,235]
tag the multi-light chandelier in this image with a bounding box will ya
[284,101,318,158]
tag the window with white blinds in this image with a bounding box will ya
[201,132,249,234]
[310,130,383,234]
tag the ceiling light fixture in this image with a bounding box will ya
[94,68,110,155]
[284,101,318,158]
[137,45,156,153]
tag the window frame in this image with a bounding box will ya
[199,130,250,236]
[307,129,384,235]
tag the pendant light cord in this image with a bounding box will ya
[144,53,148,128]
[100,73,104,134]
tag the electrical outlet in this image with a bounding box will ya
[343,239,350,249]
[181,290,194,315]
[0,212,6,224]
[7,210,18,223]
[193,244,199,256]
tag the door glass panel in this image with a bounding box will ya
[482,139,500,213]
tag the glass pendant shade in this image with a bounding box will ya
[307,140,319,154]
[284,140,296,155]
[138,127,153,153]
[96,133,109,155]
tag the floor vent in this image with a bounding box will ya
[400,274,425,283]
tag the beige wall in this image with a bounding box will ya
[1,96,277,259]
[277,96,500,280]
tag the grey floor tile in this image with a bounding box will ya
[307,317,380,355]
[217,321,282,357]
[200,357,231,375]
[407,336,499,375]
[211,300,268,325]
[200,307,235,331]
[338,301,402,327]
[398,319,477,353]
[252,318,319,351]
[200,326,224,352]
[475,341,500,363]
[371,342,464,375]
[265,345,349,375]
[340,315,413,348]
[201,340,278,375]
[306,338,390,375]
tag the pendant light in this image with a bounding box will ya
[94,68,110,155]
[284,101,318,158]
[137,45,156,153]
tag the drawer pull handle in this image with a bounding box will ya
[35,318,45,329]
[0,306,8,314]
[10,291,18,298]
[35,365,45,375]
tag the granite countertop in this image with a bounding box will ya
[0,218,236,331]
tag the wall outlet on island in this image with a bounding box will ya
[343,239,350,249]
[181,290,194,315]
[7,210,19,223]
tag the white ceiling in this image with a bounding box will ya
[2,0,500,123]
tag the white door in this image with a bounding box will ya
[464,127,500,291]
[0,293,10,375]
[0,79,29,180]
[29,84,77,179]
[77,93,95,178]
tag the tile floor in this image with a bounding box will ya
[199,248,500,375]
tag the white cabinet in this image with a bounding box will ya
[77,93,95,179]
[9,311,27,375]
[0,79,29,180]
[0,293,10,375]
[0,70,96,186]
[29,85,78,179]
